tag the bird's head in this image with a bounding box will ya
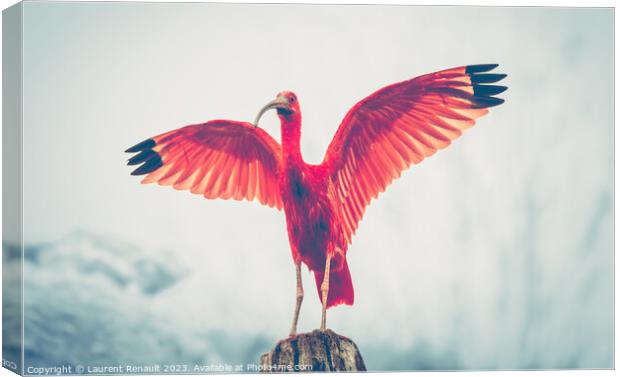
[254,91,300,127]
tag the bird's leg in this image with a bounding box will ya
[289,261,304,337]
[320,255,332,331]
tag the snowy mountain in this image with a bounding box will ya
[4,231,274,371]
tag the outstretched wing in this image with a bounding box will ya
[126,120,283,209]
[322,64,507,244]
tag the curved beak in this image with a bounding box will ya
[254,95,289,127]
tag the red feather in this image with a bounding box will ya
[127,120,283,209]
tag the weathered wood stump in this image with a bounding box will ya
[259,330,366,372]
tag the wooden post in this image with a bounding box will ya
[259,330,366,372]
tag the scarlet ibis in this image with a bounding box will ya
[126,64,506,336]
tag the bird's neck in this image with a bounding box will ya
[280,113,303,165]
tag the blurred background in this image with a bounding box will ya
[3,2,613,371]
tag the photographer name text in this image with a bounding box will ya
[25,362,313,375]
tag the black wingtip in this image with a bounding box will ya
[130,154,163,176]
[462,65,507,108]
[126,138,163,176]
[127,149,157,166]
[473,84,508,97]
[466,64,499,74]
[471,96,505,108]
[125,139,156,153]
[469,73,507,84]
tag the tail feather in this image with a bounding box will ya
[314,258,354,308]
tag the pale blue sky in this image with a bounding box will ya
[15,2,613,369]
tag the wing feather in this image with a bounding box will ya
[322,64,507,243]
[126,120,283,209]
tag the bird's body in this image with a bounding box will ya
[282,164,335,270]
[280,140,353,307]
[126,64,507,335]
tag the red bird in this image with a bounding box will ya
[126,64,506,336]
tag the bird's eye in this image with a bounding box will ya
[289,97,295,103]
